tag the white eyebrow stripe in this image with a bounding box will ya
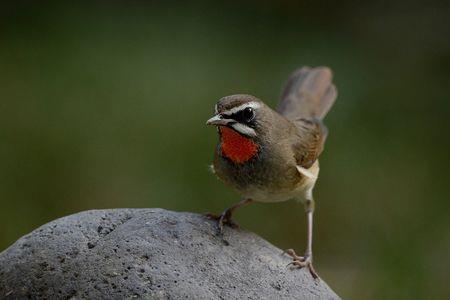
[221,101,261,116]
[231,123,257,137]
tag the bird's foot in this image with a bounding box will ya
[284,249,319,279]
[205,211,239,234]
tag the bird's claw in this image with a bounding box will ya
[283,248,304,260]
[205,212,239,234]
[284,249,319,279]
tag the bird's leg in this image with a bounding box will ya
[206,198,254,234]
[285,198,319,279]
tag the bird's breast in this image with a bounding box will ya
[213,138,319,203]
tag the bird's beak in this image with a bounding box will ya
[206,114,234,126]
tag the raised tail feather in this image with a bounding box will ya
[277,66,337,120]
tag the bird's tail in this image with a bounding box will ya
[277,66,337,120]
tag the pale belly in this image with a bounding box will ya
[243,170,317,203]
[212,159,320,203]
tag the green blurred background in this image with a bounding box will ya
[1,1,449,298]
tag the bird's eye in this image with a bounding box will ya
[242,107,254,122]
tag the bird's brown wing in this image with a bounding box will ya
[291,118,328,169]
[278,66,337,167]
[277,66,337,121]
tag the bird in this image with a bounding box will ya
[205,66,337,279]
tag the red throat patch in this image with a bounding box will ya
[219,126,259,164]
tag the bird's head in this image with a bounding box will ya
[206,94,265,138]
[206,95,269,164]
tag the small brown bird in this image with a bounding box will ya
[206,67,337,278]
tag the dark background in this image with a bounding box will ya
[1,1,449,298]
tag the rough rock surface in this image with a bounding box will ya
[0,209,339,299]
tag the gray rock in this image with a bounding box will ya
[0,209,339,299]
